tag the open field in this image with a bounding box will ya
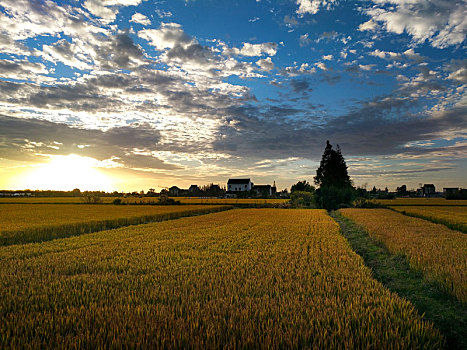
[390,206,467,233]
[0,204,231,245]
[339,208,467,303]
[0,197,289,206]
[0,209,442,348]
[376,198,467,206]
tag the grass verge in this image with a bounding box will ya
[330,211,467,350]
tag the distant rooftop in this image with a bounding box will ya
[227,178,251,184]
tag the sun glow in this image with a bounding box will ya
[20,154,113,191]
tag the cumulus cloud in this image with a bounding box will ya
[256,57,274,71]
[296,0,337,15]
[138,23,192,50]
[231,42,278,57]
[0,59,49,80]
[358,20,377,32]
[83,0,142,23]
[130,12,151,26]
[363,0,467,48]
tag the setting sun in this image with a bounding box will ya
[19,154,113,191]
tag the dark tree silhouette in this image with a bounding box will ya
[314,140,351,189]
[314,140,354,210]
[290,180,315,193]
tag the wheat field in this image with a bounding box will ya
[340,208,467,303]
[0,209,442,348]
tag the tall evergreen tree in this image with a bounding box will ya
[314,140,354,210]
[314,141,351,189]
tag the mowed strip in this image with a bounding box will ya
[0,204,231,245]
[390,206,467,233]
[339,208,467,303]
[0,209,442,348]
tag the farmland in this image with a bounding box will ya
[376,198,467,206]
[339,208,467,303]
[0,204,230,245]
[0,196,288,206]
[390,206,467,233]
[0,209,442,348]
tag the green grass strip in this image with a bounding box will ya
[330,211,467,350]
[0,206,232,246]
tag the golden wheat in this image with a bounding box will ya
[0,204,231,245]
[340,208,467,303]
[0,209,442,348]
[376,198,467,206]
[390,206,467,232]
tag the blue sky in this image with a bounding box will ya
[0,0,465,192]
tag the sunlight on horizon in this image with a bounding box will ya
[18,154,114,191]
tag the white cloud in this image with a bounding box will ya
[83,0,142,24]
[256,57,274,71]
[231,42,278,57]
[363,0,467,48]
[369,49,400,60]
[322,54,333,60]
[139,23,191,50]
[316,62,327,70]
[296,0,337,15]
[358,20,377,32]
[299,33,311,47]
[130,13,151,26]
[359,64,374,71]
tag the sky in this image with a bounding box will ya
[0,0,465,192]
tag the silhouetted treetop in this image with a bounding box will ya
[314,140,351,189]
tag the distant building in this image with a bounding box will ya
[422,184,436,197]
[227,178,253,192]
[253,184,272,197]
[443,187,459,196]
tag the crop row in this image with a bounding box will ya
[376,198,467,206]
[0,197,288,205]
[0,204,231,246]
[390,206,467,233]
[0,209,442,348]
[339,208,467,303]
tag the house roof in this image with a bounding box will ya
[228,178,251,184]
[253,185,271,189]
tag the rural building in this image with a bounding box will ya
[422,184,436,197]
[227,178,253,192]
[443,187,459,196]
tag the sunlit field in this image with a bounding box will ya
[0,197,289,205]
[390,206,467,233]
[376,198,467,206]
[0,209,442,348]
[0,204,230,245]
[339,208,467,303]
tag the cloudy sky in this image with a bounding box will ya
[0,0,465,192]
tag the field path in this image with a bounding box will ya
[331,211,466,349]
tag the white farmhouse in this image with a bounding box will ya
[227,178,253,192]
